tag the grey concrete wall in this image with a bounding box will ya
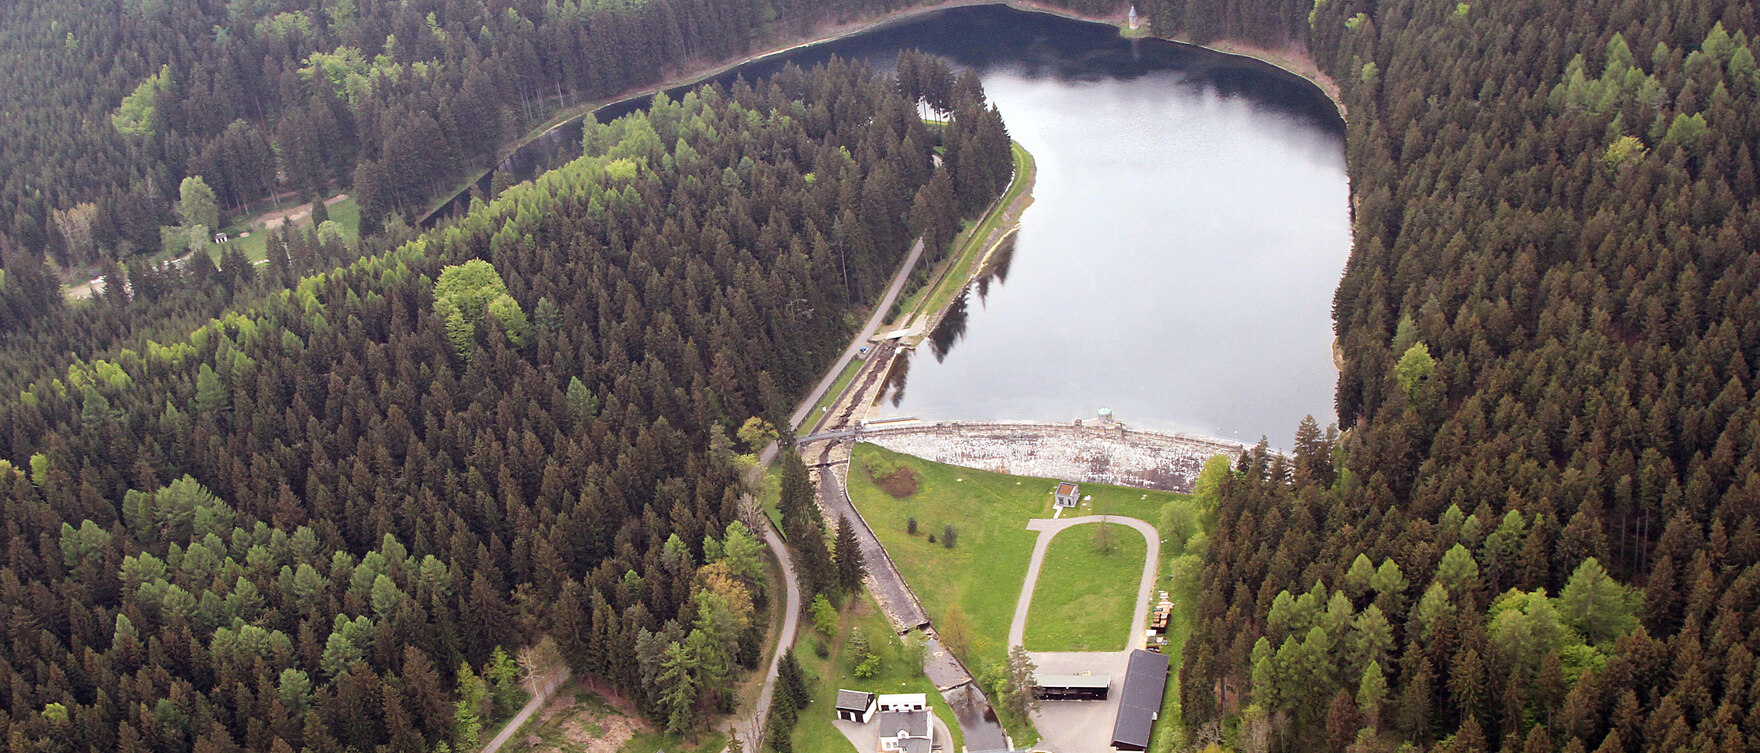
[857,420,1250,493]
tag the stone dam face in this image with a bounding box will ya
[856,420,1250,493]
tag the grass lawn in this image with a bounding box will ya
[1024,522,1148,652]
[198,195,362,265]
[845,443,1195,744]
[791,593,964,753]
[847,443,1189,671]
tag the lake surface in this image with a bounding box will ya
[437,4,1350,449]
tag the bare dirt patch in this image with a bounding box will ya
[260,193,349,230]
[507,685,645,753]
[865,454,922,498]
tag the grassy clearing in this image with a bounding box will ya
[845,443,1207,747]
[792,593,964,753]
[844,443,1192,744]
[1024,522,1148,652]
[196,196,362,265]
[500,685,639,753]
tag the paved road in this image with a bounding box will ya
[1008,516,1162,650]
[1027,651,1133,753]
[730,237,924,750]
[789,238,925,432]
[481,669,571,753]
[726,525,802,750]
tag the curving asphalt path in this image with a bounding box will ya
[481,669,571,753]
[1007,516,1161,651]
[726,525,802,750]
[729,238,924,751]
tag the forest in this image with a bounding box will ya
[0,56,1012,752]
[7,0,1760,751]
[0,0,925,335]
[1158,0,1760,751]
[0,0,990,428]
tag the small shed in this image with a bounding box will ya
[1111,649,1170,751]
[835,689,877,723]
[1036,673,1111,701]
[1054,482,1080,508]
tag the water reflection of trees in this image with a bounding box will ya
[922,232,1012,366]
[929,289,969,362]
[883,349,912,407]
[973,232,1015,303]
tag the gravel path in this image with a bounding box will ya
[1008,516,1161,650]
[725,525,801,750]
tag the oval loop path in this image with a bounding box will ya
[1007,515,1161,650]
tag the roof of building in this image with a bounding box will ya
[835,689,875,712]
[1037,673,1112,689]
[1055,482,1079,496]
[1111,649,1171,748]
[877,708,931,739]
[899,739,932,753]
[878,692,927,708]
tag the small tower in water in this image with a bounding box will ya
[1128,5,1140,29]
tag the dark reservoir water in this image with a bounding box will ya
[434,4,1350,449]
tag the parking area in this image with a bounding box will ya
[1027,650,1134,753]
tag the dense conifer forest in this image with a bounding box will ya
[1153,0,1760,751]
[0,0,921,330]
[0,56,1012,751]
[8,0,1760,751]
[0,0,985,414]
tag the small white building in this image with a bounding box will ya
[1054,482,1081,508]
[876,694,934,753]
[835,689,877,723]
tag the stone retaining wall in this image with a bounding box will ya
[857,420,1251,493]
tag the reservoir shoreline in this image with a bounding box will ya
[423,0,1344,224]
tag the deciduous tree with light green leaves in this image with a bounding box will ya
[1394,342,1435,400]
[178,176,219,233]
[1557,557,1637,645]
[112,66,169,137]
[433,259,528,356]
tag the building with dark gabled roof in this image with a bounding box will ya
[1111,649,1170,751]
[835,689,877,723]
